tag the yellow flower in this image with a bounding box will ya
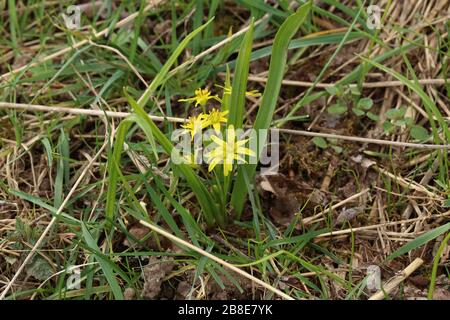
[205,125,255,176]
[181,114,208,140]
[178,88,219,107]
[216,84,261,98]
[205,109,228,133]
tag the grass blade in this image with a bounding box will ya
[228,19,254,129]
[81,223,124,300]
[386,223,450,261]
[138,18,214,108]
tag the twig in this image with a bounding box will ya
[315,211,450,238]
[2,102,450,150]
[301,188,370,225]
[244,74,448,88]
[0,102,185,123]
[139,220,295,300]
[369,258,424,300]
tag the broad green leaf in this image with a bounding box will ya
[331,145,343,153]
[443,199,450,208]
[382,121,394,133]
[352,108,365,117]
[366,111,380,121]
[327,103,347,115]
[357,97,373,110]
[410,125,430,141]
[313,137,328,149]
[325,86,340,96]
[385,107,406,120]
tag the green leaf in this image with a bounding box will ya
[394,119,409,126]
[443,199,450,208]
[40,137,53,167]
[357,97,373,110]
[325,86,339,96]
[410,125,430,141]
[124,91,158,161]
[350,86,361,96]
[55,130,69,209]
[26,256,53,281]
[9,189,79,225]
[385,107,407,119]
[228,19,254,129]
[382,121,394,133]
[331,145,343,153]
[81,223,124,299]
[327,103,347,115]
[366,111,379,121]
[313,137,328,149]
[352,108,365,117]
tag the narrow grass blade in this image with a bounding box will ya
[228,19,254,129]
[138,18,214,107]
[386,222,450,261]
[428,231,450,299]
[81,223,124,299]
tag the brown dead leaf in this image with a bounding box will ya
[141,256,174,299]
[255,173,326,226]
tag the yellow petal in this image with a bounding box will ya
[237,147,255,156]
[210,135,225,146]
[236,139,249,147]
[208,157,221,172]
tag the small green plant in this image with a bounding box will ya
[325,84,378,120]
[382,106,430,140]
[312,137,343,154]
[326,85,430,141]
[106,3,313,228]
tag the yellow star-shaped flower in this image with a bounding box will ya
[205,125,255,176]
[178,88,219,107]
[205,109,228,133]
[181,114,208,140]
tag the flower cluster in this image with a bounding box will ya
[181,109,228,139]
[177,87,258,176]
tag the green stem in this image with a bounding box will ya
[428,231,450,299]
